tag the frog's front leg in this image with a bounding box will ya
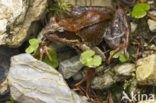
[35,41,53,61]
[44,33,91,51]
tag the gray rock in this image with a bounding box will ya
[91,70,115,89]
[148,19,156,32]
[91,63,135,89]
[114,63,135,81]
[59,56,84,79]
[8,54,89,103]
[136,54,156,85]
[0,0,47,47]
[115,63,135,76]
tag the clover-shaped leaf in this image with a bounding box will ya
[110,50,129,63]
[80,50,102,68]
[131,3,150,19]
[25,38,42,54]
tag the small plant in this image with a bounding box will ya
[80,50,102,68]
[131,3,150,19]
[25,39,58,68]
[48,0,71,18]
[110,50,129,63]
[25,38,42,54]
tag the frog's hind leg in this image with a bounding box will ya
[74,68,95,95]
[107,43,126,64]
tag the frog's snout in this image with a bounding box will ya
[43,23,64,36]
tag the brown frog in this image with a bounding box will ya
[41,6,113,50]
[40,6,130,64]
[38,6,130,95]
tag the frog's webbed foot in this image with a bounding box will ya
[35,41,52,61]
[74,68,95,95]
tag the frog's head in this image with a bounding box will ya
[42,17,64,36]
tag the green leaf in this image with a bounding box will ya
[110,50,120,58]
[25,38,42,54]
[81,50,95,58]
[80,50,95,65]
[92,55,102,67]
[119,53,129,63]
[131,3,150,19]
[42,50,59,68]
[111,50,129,63]
[136,3,150,10]
[80,50,102,67]
[25,46,35,54]
[131,9,146,19]
[85,57,94,67]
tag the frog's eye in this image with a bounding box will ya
[57,27,64,32]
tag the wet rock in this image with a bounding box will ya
[0,0,47,47]
[59,56,84,79]
[8,54,89,103]
[148,19,156,32]
[91,63,135,89]
[64,0,114,8]
[136,54,156,85]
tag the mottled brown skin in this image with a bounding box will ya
[42,6,113,50]
[43,6,130,52]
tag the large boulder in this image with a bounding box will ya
[0,0,47,47]
[7,54,89,103]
